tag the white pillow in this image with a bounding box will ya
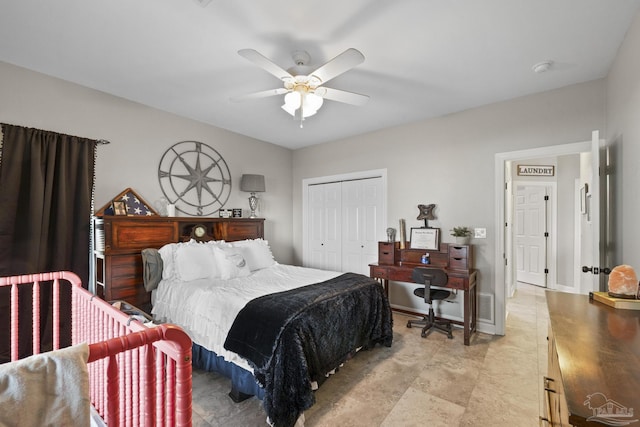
[174,241,220,281]
[213,247,251,280]
[158,243,179,280]
[205,240,229,248]
[231,239,275,271]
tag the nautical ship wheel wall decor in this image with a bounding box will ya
[158,141,231,216]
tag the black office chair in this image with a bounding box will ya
[406,267,453,339]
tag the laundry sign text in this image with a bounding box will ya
[517,165,555,176]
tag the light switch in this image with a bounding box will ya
[474,228,487,239]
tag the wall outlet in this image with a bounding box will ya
[474,228,487,239]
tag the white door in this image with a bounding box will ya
[342,178,383,275]
[307,182,342,271]
[579,131,602,293]
[514,185,548,286]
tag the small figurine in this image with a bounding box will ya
[386,227,396,242]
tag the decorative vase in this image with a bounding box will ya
[455,236,470,245]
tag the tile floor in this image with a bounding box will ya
[191,282,549,426]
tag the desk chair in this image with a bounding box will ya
[407,267,453,339]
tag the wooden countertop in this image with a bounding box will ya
[546,290,640,425]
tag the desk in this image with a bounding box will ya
[369,241,477,345]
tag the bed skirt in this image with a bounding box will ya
[191,343,265,401]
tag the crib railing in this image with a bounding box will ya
[0,271,193,427]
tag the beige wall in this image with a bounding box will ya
[0,61,295,263]
[293,80,606,301]
[7,25,640,325]
[606,10,640,270]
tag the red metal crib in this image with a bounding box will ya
[0,271,193,426]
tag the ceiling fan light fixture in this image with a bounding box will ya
[282,87,323,118]
[235,47,367,125]
[304,92,323,113]
[284,91,301,110]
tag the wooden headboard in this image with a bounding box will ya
[95,216,264,310]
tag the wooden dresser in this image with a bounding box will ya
[544,291,640,426]
[94,216,264,309]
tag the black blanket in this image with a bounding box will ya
[224,272,393,427]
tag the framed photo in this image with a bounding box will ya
[112,200,127,216]
[410,227,439,250]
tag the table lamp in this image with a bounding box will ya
[240,174,265,218]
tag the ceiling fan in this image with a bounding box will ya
[230,48,369,127]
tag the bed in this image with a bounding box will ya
[0,271,193,427]
[145,238,393,427]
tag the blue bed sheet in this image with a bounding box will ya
[191,343,265,400]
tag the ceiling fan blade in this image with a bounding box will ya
[238,49,294,81]
[315,87,369,106]
[230,88,288,102]
[309,48,365,85]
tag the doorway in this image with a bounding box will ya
[494,134,601,336]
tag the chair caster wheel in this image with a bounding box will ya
[421,331,427,338]
[406,321,412,328]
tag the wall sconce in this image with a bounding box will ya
[240,174,266,218]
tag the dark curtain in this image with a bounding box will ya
[0,123,97,361]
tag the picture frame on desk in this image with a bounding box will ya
[410,227,439,250]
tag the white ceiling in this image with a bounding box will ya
[1,0,639,150]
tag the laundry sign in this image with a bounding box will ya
[517,165,555,176]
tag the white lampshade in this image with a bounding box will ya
[284,91,301,109]
[304,92,323,113]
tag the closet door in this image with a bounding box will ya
[307,182,342,271]
[342,178,383,275]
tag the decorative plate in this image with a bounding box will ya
[158,141,231,216]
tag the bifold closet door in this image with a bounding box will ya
[308,181,342,271]
[342,178,383,275]
[307,177,383,273]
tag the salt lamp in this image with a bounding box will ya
[608,265,639,298]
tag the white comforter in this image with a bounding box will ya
[151,263,340,371]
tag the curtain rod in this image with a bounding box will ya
[97,139,111,145]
